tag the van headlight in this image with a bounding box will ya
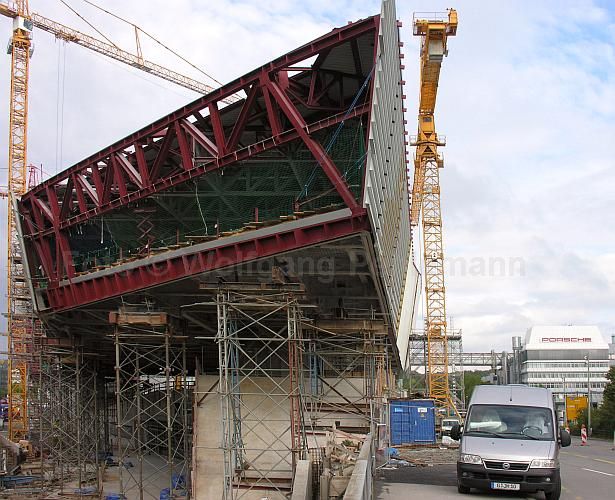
[530,459,557,468]
[459,454,483,465]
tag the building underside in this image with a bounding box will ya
[11,1,419,497]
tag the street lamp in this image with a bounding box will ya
[584,354,591,436]
[561,374,567,427]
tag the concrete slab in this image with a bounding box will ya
[194,374,225,499]
[193,375,374,499]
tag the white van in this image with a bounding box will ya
[451,385,570,500]
[441,418,460,437]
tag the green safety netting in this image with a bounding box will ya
[61,119,367,276]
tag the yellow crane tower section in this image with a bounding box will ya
[5,0,32,442]
[411,10,457,414]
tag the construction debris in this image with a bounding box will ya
[318,427,371,499]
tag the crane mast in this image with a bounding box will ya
[411,10,457,414]
[6,0,32,442]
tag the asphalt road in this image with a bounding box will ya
[376,437,615,500]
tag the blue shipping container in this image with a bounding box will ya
[390,399,436,445]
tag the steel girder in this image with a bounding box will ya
[46,212,369,312]
[19,15,380,292]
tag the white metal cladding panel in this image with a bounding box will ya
[364,0,412,337]
[397,260,421,369]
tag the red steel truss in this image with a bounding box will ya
[19,15,383,312]
[47,212,369,311]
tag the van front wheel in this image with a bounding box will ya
[544,477,561,500]
[457,481,470,494]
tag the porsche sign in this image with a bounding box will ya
[540,337,592,343]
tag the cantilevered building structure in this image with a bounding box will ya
[13,1,419,497]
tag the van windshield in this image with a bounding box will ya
[465,404,554,441]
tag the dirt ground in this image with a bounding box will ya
[394,445,459,466]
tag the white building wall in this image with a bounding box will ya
[364,0,415,349]
[519,326,610,408]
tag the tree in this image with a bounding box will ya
[602,366,615,410]
[400,370,427,396]
[464,370,487,406]
[594,366,615,437]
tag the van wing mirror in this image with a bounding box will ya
[450,423,462,441]
[560,429,571,447]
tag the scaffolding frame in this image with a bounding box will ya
[30,343,104,497]
[303,321,391,439]
[216,286,306,499]
[215,285,392,499]
[111,309,191,500]
[407,330,465,412]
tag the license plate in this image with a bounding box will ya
[491,482,520,491]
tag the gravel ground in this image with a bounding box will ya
[395,445,459,466]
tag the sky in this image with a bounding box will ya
[0,0,613,353]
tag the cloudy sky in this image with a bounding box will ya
[0,0,613,353]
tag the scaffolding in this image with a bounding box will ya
[213,284,391,499]
[448,333,465,410]
[110,308,192,500]
[303,319,391,439]
[216,285,306,499]
[26,343,105,497]
[407,330,465,411]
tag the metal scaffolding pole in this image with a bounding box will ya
[302,321,390,440]
[448,334,465,411]
[216,286,306,499]
[407,330,465,412]
[32,344,103,496]
[111,308,191,500]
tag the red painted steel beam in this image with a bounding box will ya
[20,18,378,240]
[25,102,371,240]
[45,211,369,312]
[23,15,378,202]
[226,84,258,151]
[264,77,360,212]
[20,14,380,287]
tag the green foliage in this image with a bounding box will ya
[400,370,427,396]
[464,370,488,406]
[591,366,615,438]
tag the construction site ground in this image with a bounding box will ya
[376,436,615,500]
[377,462,547,499]
[392,445,459,466]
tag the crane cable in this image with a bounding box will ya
[80,0,222,86]
[58,0,119,48]
[54,40,67,175]
[298,65,374,200]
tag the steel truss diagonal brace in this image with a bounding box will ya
[264,77,360,212]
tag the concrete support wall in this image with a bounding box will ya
[193,375,225,499]
[343,433,374,500]
[290,460,312,500]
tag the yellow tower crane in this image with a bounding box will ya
[411,10,458,415]
[0,0,231,442]
[4,0,32,443]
